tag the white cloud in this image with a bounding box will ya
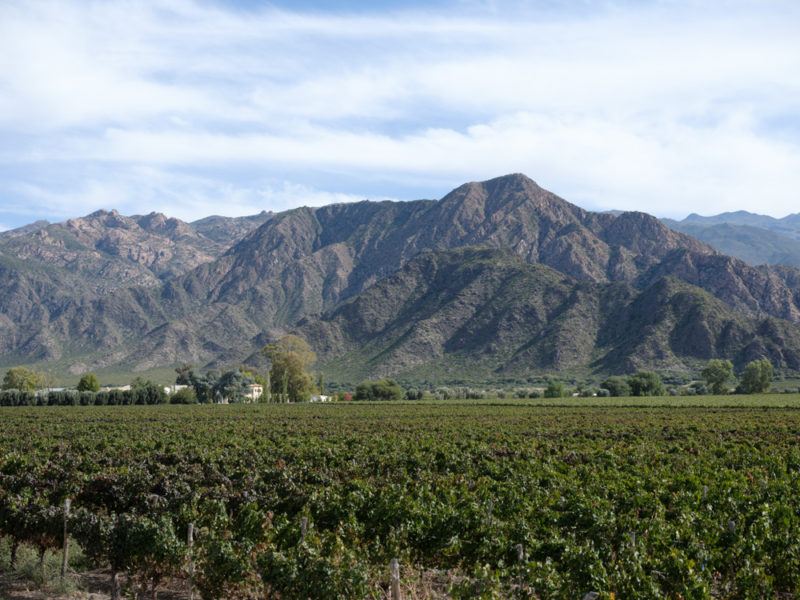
[5,167,369,223]
[45,110,795,218]
[0,0,799,221]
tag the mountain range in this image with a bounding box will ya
[3,174,800,384]
[664,211,800,268]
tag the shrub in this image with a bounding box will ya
[169,387,198,404]
[627,371,665,397]
[701,359,734,395]
[77,373,100,393]
[354,379,404,401]
[601,376,630,397]
[738,358,774,394]
[544,380,566,398]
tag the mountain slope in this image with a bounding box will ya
[0,210,227,292]
[664,210,800,267]
[299,247,800,380]
[190,211,273,245]
[177,175,713,331]
[664,221,800,268]
[3,173,800,382]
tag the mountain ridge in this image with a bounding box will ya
[3,173,800,383]
[665,209,800,268]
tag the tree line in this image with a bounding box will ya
[597,358,774,397]
[351,358,778,401]
[0,335,323,407]
[0,354,782,406]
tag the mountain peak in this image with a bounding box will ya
[484,172,538,186]
[87,209,114,218]
[440,173,556,214]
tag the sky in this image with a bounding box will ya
[1,0,799,230]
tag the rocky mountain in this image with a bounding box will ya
[676,210,800,238]
[300,247,800,379]
[0,210,228,292]
[665,211,800,268]
[0,220,50,239]
[3,174,800,382]
[190,211,273,245]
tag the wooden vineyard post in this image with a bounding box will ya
[515,543,525,593]
[61,498,71,580]
[390,558,401,600]
[187,522,195,600]
[300,516,308,542]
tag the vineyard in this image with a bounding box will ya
[3,398,800,598]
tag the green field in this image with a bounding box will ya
[3,397,800,598]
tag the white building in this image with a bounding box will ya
[243,384,263,403]
[104,384,131,392]
[163,384,189,395]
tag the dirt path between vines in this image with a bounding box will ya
[0,570,190,600]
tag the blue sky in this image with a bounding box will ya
[0,0,799,230]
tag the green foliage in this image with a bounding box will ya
[5,402,800,597]
[2,367,45,392]
[600,376,630,397]
[129,378,167,404]
[182,369,257,403]
[188,370,219,404]
[216,370,255,403]
[739,358,774,394]
[627,371,665,396]
[257,523,370,599]
[701,359,734,395]
[175,364,193,385]
[169,387,197,404]
[76,373,100,393]
[263,335,317,402]
[543,380,566,398]
[354,378,404,401]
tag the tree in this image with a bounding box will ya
[215,370,255,403]
[627,371,664,397]
[739,358,773,394]
[544,380,566,398]
[130,378,166,405]
[169,387,197,404]
[175,364,194,385]
[701,359,734,395]
[355,379,404,401]
[263,336,316,403]
[77,373,100,393]
[317,373,325,396]
[239,367,267,389]
[2,367,45,392]
[189,370,219,404]
[600,376,630,397]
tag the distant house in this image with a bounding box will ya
[164,384,189,395]
[104,384,131,392]
[310,394,331,403]
[243,384,263,403]
[162,383,263,403]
